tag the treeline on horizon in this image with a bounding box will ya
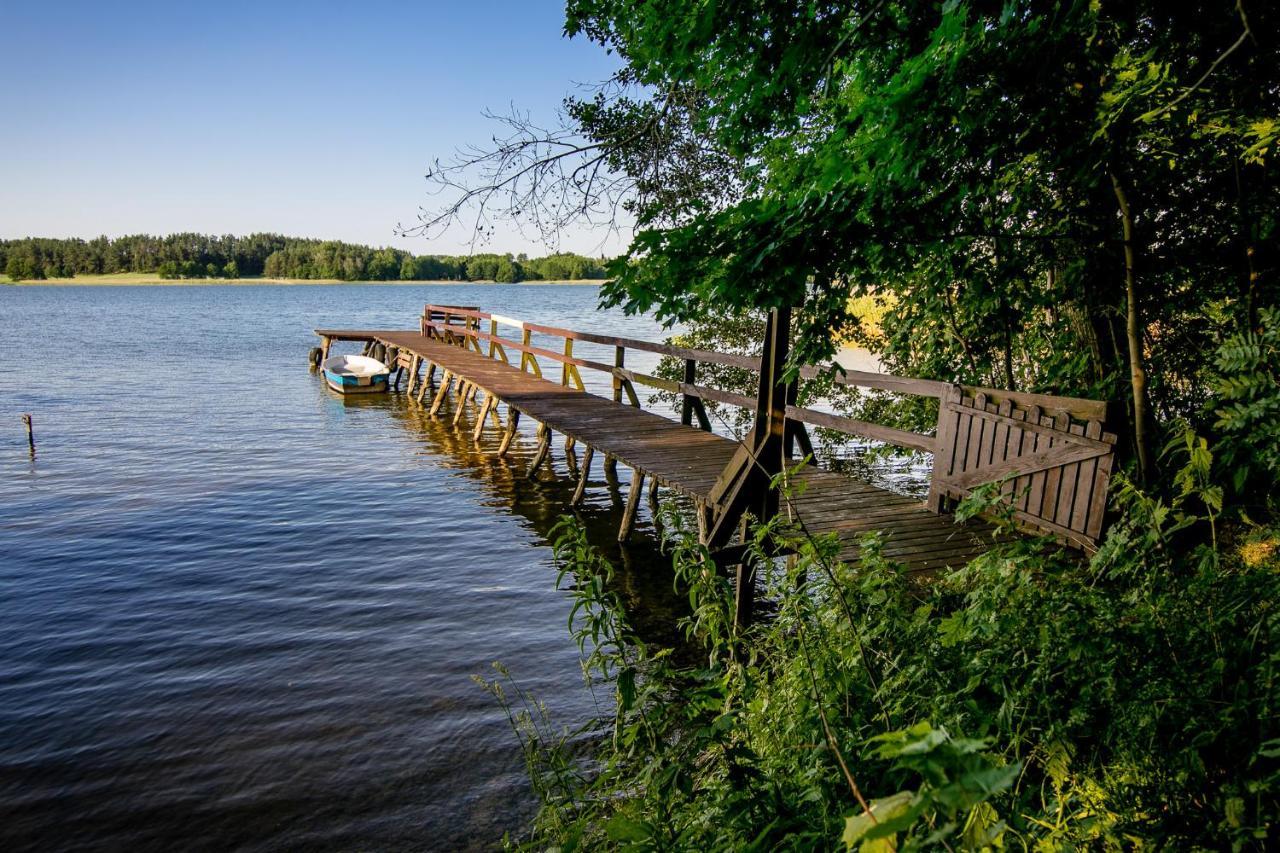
[0,234,609,283]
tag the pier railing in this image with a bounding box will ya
[420,303,1117,550]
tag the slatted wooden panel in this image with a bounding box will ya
[927,391,1117,550]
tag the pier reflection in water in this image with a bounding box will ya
[370,385,692,649]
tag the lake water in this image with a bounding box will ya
[0,284,703,851]
[0,283,918,851]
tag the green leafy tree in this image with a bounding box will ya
[4,253,41,281]
[424,0,1276,480]
[493,257,522,282]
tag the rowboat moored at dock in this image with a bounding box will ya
[322,354,390,394]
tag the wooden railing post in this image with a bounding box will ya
[681,358,696,425]
[604,346,624,476]
[706,306,791,552]
[926,384,963,513]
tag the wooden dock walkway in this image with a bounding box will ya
[316,304,1117,619]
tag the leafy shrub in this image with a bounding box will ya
[488,452,1280,850]
[1211,308,1280,495]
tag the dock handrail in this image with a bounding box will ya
[419,303,1118,550]
[421,303,940,453]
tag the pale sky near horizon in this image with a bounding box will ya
[0,1,628,256]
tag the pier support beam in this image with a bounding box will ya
[452,381,473,426]
[526,423,552,479]
[473,393,496,442]
[571,446,595,506]
[416,362,435,405]
[618,469,646,542]
[564,437,579,478]
[498,408,521,457]
[429,371,454,417]
[405,355,421,397]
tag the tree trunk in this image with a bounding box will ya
[1110,170,1154,483]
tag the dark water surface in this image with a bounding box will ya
[0,284,686,851]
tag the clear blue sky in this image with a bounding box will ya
[0,0,626,256]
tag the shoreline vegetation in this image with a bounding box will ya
[0,233,610,284]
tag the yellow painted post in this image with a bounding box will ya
[521,329,542,377]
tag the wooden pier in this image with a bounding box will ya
[317,304,1117,620]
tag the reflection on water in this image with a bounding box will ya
[0,284,683,852]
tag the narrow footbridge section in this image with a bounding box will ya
[317,305,1117,619]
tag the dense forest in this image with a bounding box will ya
[0,233,608,282]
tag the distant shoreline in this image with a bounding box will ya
[2,273,607,287]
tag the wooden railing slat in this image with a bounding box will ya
[784,406,937,454]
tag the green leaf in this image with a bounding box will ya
[605,815,650,843]
[843,791,914,850]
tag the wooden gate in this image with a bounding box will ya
[927,388,1117,550]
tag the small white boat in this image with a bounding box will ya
[322,354,390,394]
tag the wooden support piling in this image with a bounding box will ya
[498,408,521,457]
[526,423,552,479]
[415,367,433,405]
[603,345,623,477]
[429,371,454,417]
[473,393,496,442]
[618,469,646,542]
[452,381,473,426]
[571,445,595,506]
[564,438,579,477]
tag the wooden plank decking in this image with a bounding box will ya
[316,328,995,574]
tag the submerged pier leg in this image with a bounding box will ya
[526,423,552,479]
[564,437,579,478]
[571,446,595,506]
[473,393,495,442]
[452,382,473,426]
[618,469,646,542]
[416,362,435,405]
[406,355,422,397]
[429,371,454,417]
[497,408,521,457]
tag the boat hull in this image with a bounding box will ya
[324,372,389,394]
[321,354,391,395]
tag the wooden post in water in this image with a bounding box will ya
[22,414,34,454]
[473,394,495,442]
[618,468,646,542]
[527,423,552,478]
[603,345,624,477]
[498,409,521,457]
[572,446,595,506]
